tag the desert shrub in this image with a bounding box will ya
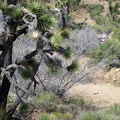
[57,104,72,113]
[53,112,73,120]
[33,93,59,112]
[90,38,120,66]
[60,29,70,39]
[40,101,57,112]
[92,21,115,34]
[39,112,73,120]
[51,33,63,46]
[20,68,33,80]
[76,110,120,120]
[33,92,62,105]
[92,25,107,33]
[19,103,29,114]
[70,26,98,56]
[39,113,58,120]
[68,98,85,106]
[7,7,23,20]
[108,1,120,22]
[0,2,7,11]
[67,60,80,73]
[53,112,63,119]
[109,104,120,116]
[94,16,111,26]
[86,4,104,19]
[112,28,120,40]
[62,112,73,120]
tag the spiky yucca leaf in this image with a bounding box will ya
[49,67,58,76]
[27,1,46,17]
[27,1,55,31]
[27,58,38,71]
[19,103,29,114]
[21,68,33,80]
[7,7,23,20]
[0,2,7,11]
[64,46,71,59]
[38,14,54,31]
[67,60,79,73]
[51,34,63,46]
[60,29,70,39]
[27,58,36,66]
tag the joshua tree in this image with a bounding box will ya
[0,0,82,119]
[0,0,100,119]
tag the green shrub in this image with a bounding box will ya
[20,68,33,80]
[19,103,29,114]
[76,110,120,120]
[48,67,58,76]
[39,113,50,120]
[92,25,107,33]
[68,98,85,106]
[53,112,63,119]
[0,2,7,11]
[39,113,59,120]
[109,104,120,116]
[40,101,57,112]
[33,92,55,105]
[53,112,73,120]
[94,16,111,25]
[51,34,63,46]
[7,7,23,20]
[90,38,120,65]
[112,28,120,40]
[57,104,72,113]
[86,4,104,19]
[64,46,71,59]
[33,92,62,112]
[67,60,80,73]
[27,1,55,31]
[92,20,115,34]
[60,29,70,39]
[63,112,73,120]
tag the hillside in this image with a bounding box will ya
[0,0,120,120]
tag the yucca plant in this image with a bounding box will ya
[20,68,33,80]
[60,29,70,39]
[64,45,71,59]
[51,34,63,46]
[37,14,55,31]
[27,1,46,17]
[27,58,38,71]
[7,7,23,20]
[19,103,29,114]
[49,67,58,76]
[27,1,55,31]
[67,60,79,72]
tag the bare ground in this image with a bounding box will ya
[66,62,120,108]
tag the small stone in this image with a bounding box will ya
[93,92,99,94]
[112,79,117,82]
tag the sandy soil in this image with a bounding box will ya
[67,66,120,108]
[67,82,120,108]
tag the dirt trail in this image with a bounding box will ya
[68,83,120,108]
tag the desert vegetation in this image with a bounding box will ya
[0,0,120,120]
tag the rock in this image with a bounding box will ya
[112,79,117,82]
[115,68,120,72]
[93,92,99,94]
